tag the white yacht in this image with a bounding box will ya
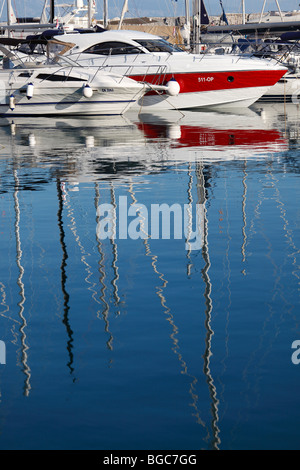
[0,39,156,116]
[14,29,288,111]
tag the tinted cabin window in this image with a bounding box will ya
[135,39,184,53]
[37,74,86,82]
[82,41,143,55]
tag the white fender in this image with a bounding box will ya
[165,79,180,96]
[26,82,34,100]
[85,135,95,148]
[83,84,93,98]
[167,124,181,140]
[29,133,36,147]
[9,94,15,111]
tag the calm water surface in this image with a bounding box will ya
[0,102,299,450]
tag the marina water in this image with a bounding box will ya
[0,102,299,450]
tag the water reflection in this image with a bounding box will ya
[13,169,31,397]
[0,105,296,198]
[95,182,117,352]
[126,176,214,444]
[195,163,220,450]
[0,104,294,178]
[0,103,299,450]
[56,179,75,380]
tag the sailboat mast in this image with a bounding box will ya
[192,1,199,53]
[185,0,190,48]
[103,0,108,28]
[194,0,201,54]
[259,0,283,23]
[274,0,283,20]
[7,0,12,38]
[185,0,190,24]
[242,0,246,24]
[50,0,55,23]
[118,0,128,30]
[88,0,93,26]
[198,0,201,51]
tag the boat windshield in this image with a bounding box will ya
[135,39,184,53]
[17,42,46,55]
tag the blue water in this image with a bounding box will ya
[0,102,299,450]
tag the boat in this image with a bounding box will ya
[39,0,97,32]
[0,38,161,116]
[13,28,288,111]
[248,6,300,25]
[0,0,97,38]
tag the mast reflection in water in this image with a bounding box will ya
[0,103,299,450]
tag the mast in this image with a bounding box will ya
[198,0,201,53]
[7,0,12,38]
[242,0,246,24]
[118,0,128,30]
[185,0,190,48]
[193,0,209,53]
[88,0,93,26]
[259,0,267,22]
[259,0,283,23]
[274,0,283,20]
[185,0,190,26]
[50,0,55,23]
[192,0,201,53]
[40,0,47,23]
[103,0,108,28]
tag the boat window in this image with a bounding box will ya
[82,41,143,55]
[18,72,33,77]
[135,39,184,53]
[37,73,86,82]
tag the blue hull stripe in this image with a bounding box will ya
[0,100,135,107]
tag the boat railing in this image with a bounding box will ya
[11,60,171,90]
[51,53,171,84]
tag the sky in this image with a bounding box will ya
[1,0,300,21]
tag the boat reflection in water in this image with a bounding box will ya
[0,105,289,179]
[0,104,299,450]
[136,107,289,159]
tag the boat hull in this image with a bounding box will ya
[130,69,286,110]
[0,69,147,116]
[70,53,287,110]
[0,93,142,116]
[136,85,275,110]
